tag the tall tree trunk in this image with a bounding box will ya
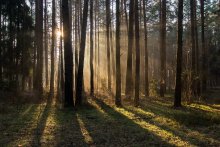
[0,1,2,81]
[94,0,97,94]
[36,0,44,95]
[134,0,140,107]
[174,0,183,108]
[60,0,64,104]
[125,0,134,98]
[75,0,89,106]
[97,11,100,93]
[200,0,206,92]
[194,0,200,96]
[75,0,79,94]
[190,0,196,99]
[44,0,49,88]
[106,0,111,91]
[160,0,166,97]
[90,0,94,96]
[110,7,116,92]
[143,0,149,98]
[62,0,74,107]
[50,0,56,97]
[115,0,122,106]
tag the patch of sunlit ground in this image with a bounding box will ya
[0,95,220,146]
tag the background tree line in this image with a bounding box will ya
[0,0,219,107]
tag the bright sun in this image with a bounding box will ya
[56,30,62,37]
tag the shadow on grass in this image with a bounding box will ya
[52,107,88,146]
[30,96,88,146]
[30,98,52,146]
[132,100,220,145]
[0,104,40,145]
[123,106,219,147]
[76,98,174,146]
[140,100,220,127]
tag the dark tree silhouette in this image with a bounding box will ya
[159,0,166,97]
[134,0,140,107]
[44,0,49,88]
[201,0,206,92]
[125,0,134,99]
[190,0,196,99]
[90,0,94,96]
[115,0,122,106]
[174,0,183,108]
[143,0,149,98]
[62,0,74,107]
[75,0,89,106]
[106,0,111,91]
[35,0,44,95]
[50,0,56,98]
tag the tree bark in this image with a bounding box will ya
[75,0,89,106]
[0,1,2,81]
[190,0,196,99]
[134,0,140,107]
[90,0,94,96]
[50,0,56,97]
[115,0,122,106]
[201,0,206,92]
[35,0,44,95]
[160,0,166,97]
[143,0,149,98]
[44,0,49,88]
[106,0,111,91]
[174,0,183,108]
[125,0,134,98]
[62,0,74,107]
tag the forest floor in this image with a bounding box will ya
[0,88,220,147]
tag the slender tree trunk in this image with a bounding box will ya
[44,0,49,88]
[94,0,97,94]
[160,0,166,97]
[110,8,116,92]
[190,0,196,99]
[50,0,56,97]
[143,0,149,98]
[97,12,100,93]
[59,0,64,103]
[125,0,134,98]
[35,0,44,95]
[106,0,111,91]
[90,0,94,96]
[134,0,140,107]
[194,0,200,96]
[201,0,206,92]
[75,0,79,94]
[174,0,183,108]
[115,0,122,106]
[75,0,89,106]
[0,1,2,81]
[62,0,74,107]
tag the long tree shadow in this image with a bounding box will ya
[138,100,220,144]
[27,96,88,146]
[77,98,175,146]
[140,100,220,127]
[123,106,220,146]
[52,107,88,146]
[0,104,41,145]
[30,97,52,146]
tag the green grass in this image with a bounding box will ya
[0,96,220,147]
